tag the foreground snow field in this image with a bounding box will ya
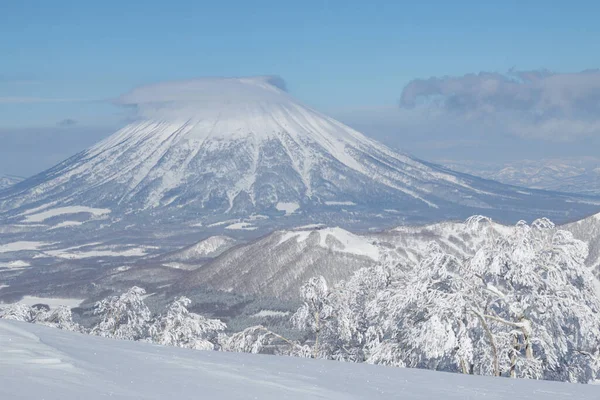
[1,321,598,399]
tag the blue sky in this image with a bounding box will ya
[2,0,600,175]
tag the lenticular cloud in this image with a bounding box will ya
[117,76,289,120]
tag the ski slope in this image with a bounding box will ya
[0,320,597,399]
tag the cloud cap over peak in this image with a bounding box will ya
[116,76,290,120]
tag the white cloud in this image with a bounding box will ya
[398,69,600,142]
[116,76,288,120]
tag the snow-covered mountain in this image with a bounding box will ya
[3,320,597,400]
[182,227,380,298]
[564,212,600,278]
[0,174,23,191]
[1,76,600,319]
[159,235,238,269]
[442,157,600,195]
[164,235,237,260]
[1,77,599,240]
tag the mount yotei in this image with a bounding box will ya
[0,77,598,237]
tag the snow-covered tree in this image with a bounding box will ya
[291,276,335,358]
[290,216,600,383]
[332,264,392,361]
[468,218,600,382]
[397,246,477,372]
[1,303,82,332]
[220,325,308,356]
[220,325,274,354]
[0,303,38,322]
[91,286,151,340]
[149,296,225,350]
[34,305,82,332]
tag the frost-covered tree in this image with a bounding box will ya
[1,303,82,332]
[393,245,477,372]
[309,263,395,363]
[220,325,274,354]
[291,216,600,383]
[291,276,335,358]
[149,296,225,350]
[34,305,82,332]
[0,303,38,322]
[220,325,308,356]
[332,264,392,361]
[91,287,151,340]
[468,218,600,382]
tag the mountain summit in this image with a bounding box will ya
[0,77,598,232]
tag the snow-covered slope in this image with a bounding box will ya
[564,212,600,278]
[373,217,511,265]
[182,227,380,298]
[1,320,597,400]
[164,235,237,260]
[159,235,238,269]
[1,77,598,237]
[0,174,23,191]
[376,214,600,273]
[443,157,600,195]
[373,214,600,290]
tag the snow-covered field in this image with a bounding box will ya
[0,260,30,269]
[0,320,597,400]
[44,246,149,259]
[276,201,300,215]
[325,200,356,206]
[6,296,84,309]
[225,222,257,231]
[0,241,50,253]
[21,206,111,223]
